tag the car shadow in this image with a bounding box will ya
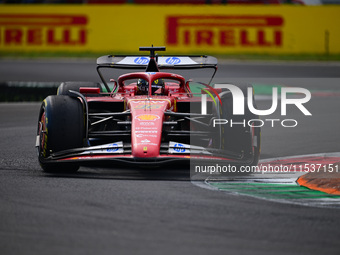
[42,164,192,181]
[41,162,255,182]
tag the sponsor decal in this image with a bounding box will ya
[158,57,196,65]
[167,15,283,48]
[135,114,160,121]
[140,122,155,126]
[134,57,149,65]
[136,134,157,138]
[131,100,167,105]
[0,14,88,47]
[135,127,157,130]
[135,131,158,137]
[137,143,157,146]
[133,104,163,110]
[128,99,171,110]
[165,57,181,65]
[107,143,119,152]
[141,139,151,143]
[135,131,158,133]
[169,142,191,154]
[129,100,171,108]
[174,143,186,153]
[78,142,124,155]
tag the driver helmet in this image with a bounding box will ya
[137,78,165,95]
[137,79,148,94]
[151,78,164,94]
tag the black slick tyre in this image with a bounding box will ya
[37,95,85,173]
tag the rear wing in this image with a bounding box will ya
[96,46,218,92]
[96,55,218,69]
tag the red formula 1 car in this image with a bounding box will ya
[36,46,260,172]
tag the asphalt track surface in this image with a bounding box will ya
[1,59,340,255]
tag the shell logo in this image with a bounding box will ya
[135,114,160,121]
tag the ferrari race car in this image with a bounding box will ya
[36,46,261,172]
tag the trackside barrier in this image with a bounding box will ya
[0,82,58,102]
[0,5,339,54]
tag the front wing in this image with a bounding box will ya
[37,140,257,167]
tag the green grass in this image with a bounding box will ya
[1,51,340,61]
[209,182,340,200]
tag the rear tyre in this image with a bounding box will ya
[57,81,102,96]
[37,95,85,173]
[215,83,261,166]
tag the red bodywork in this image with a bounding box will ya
[58,71,232,165]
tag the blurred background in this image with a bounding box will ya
[1,0,339,56]
[1,1,340,4]
[0,0,339,100]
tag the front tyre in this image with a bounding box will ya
[37,95,85,173]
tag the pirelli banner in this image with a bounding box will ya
[1,5,340,54]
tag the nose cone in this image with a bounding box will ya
[129,100,170,158]
[132,113,163,158]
